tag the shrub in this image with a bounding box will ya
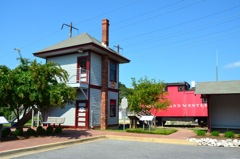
[211,131,220,137]
[54,127,62,134]
[2,127,11,138]
[26,128,36,136]
[46,126,54,135]
[37,126,46,135]
[196,130,206,136]
[224,131,235,138]
[14,127,23,136]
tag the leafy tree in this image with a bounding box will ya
[119,82,132,104]
[0,66,13,118]
[0,58,76,127]
[128,77,170,126]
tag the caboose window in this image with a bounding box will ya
[202,98,207,103]
[178,86,184,91]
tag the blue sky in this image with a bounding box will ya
[1,0,240,87]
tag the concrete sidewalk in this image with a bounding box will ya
[0,128,197,158]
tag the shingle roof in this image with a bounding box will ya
[33,32,130,63]
[36,32,102,53]
[195,80,240,94]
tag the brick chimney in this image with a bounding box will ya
[102,19,109,47]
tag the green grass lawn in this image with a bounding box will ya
[105,126,178,135]
[126,128,178,135]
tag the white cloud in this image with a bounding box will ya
[224,61,240,69]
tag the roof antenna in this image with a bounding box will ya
[114,45,123,53]
[61,22,79,38]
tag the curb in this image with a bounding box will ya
[106,135,198,146]
[0,135,106,158]
[0,135,197,158]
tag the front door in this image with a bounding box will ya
[76,100,88,128]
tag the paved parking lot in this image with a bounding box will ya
[12,139,239,159]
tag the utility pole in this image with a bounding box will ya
[61,22,79,38]
[14,48,25,64]
[114,45,123,53]
[216,50,218,82]
[14,48,22,58]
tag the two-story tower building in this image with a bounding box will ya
[34,19,130,129]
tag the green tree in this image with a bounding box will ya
[0,58,76,127]
[119,82,132,102]
[128,77,170,126]
[0,65,13,118]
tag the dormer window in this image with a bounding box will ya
[110,61,117,82]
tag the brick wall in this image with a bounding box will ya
[100,55,109,130]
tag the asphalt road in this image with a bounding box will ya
[12,139,239,159]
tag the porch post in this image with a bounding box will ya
[207,95,211,132]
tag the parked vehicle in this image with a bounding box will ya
[152,82,208,127]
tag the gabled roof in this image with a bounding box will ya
[33,33,130,64]
[195,80,240,95]
[36,33,101,53]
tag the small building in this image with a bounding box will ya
[34,19,130,129]
[195,80,240,131]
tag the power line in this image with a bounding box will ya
[0,1,140,63]
[122,15,240,48]
[74,0,141,25]
[112,0,205,34]
[3,1,240,70]
[112,4,240,44]
[112,0,185,26]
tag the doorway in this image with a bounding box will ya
[76,100,89,128]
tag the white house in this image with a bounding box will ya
[34,19,130,129]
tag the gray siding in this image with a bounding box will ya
[47,53,88,82]
[90,53,102,86]
[108,91,119,125]
[90,88,101,126]
[45,53,90,127]
[48,103,76,126]
[210,95,240,128]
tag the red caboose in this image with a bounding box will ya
[153,82,208,126]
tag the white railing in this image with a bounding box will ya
[66,67,89,87]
